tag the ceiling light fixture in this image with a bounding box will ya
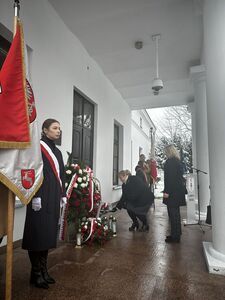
[152,34,163,95]
[134,40,143,50]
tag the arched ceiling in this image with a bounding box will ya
[48,0,203,109]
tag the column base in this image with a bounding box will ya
[198,211,207,220]
[203,241,225,275]
[183,211,207,225]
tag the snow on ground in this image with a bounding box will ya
[154,169,164,199]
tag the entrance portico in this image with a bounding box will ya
[1,0,225,277]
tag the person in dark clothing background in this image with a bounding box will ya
[135,161,148,185]
[118,170,154,232]
[163,145,186,243]
[22,119,66,289]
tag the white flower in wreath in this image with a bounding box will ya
[77,177,82,183]
[65,182,68,188]
[78,169,83,175]
[104,225,108,231]
[66,170,72,174]
[74,183,78,188]
[71,164,75,167]
[80,183,86,188]
[85,182,89,187]
[84,225,88,230]
[83,176,87,182]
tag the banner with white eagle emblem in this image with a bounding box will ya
[0,20,43,205]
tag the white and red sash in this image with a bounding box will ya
[40,140,62,188]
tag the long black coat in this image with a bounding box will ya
[119,175,154,215]
[163,157,186,208]
[135,167,148,185]
[22,136,66,251]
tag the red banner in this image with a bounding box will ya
[0,19,43,205]
[0,21,30,148]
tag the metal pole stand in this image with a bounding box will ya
[184,167,210,233]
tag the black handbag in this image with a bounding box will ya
[206,205,212,225]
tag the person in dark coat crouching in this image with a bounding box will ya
[163,145,187,243]
[22,119,66,289]
[118,170,154,232]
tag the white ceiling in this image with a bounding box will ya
[48,0,203,109]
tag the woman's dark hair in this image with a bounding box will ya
[41,118,59,137]
[137,160,144,167]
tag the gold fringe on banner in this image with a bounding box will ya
[0,173,43,205]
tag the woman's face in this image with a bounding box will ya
[44,122,61,141]
[119,174,127,183]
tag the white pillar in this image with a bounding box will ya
[188,102,198,203]
[190,66,210,215]
[203,0,225,275]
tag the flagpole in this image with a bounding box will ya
[5,191,15,300]
[5,2,20,299]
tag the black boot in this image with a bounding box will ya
[129,223,139,231]
[42,270,55,284]
[138,224,149,232]
[28,251,49,289]
[40,251,55,284]
[30,271,49,289]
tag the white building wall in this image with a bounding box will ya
[0,0,131,245]
[131,110,155,174]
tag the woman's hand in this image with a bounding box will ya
[163,193,169,199]
[32,197,42,211]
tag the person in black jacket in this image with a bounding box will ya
[135,161,148,185]
[22,119,66,289]
[118,170,154,232]
[163,145,186,243]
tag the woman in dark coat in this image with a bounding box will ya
[163,145,186,243]
[135,161,148,185]
[118,170,154,232]
[22,119,66,289]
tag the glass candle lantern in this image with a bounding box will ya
[76,228,82,246]
[109,215,113,230]
[112,217,117,236]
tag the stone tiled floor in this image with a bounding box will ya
[1,200,225,299]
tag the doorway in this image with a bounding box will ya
[72,89,94,168]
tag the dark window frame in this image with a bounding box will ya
[72,89,94,168]
[0,34,11,69]
[140,117,143,129]
[113,123,119,185]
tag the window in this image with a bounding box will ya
[113,121,124,186]
[0,34,11,69]
[149,127,153,138]
[140,117,143,129]
[72,90,94,168]
[113,124,119,185]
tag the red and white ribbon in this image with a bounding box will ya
[40,140,62,188]
[59,202,67,240]
[66,173,78,199]
[82,218,96,243]
[88,178,94,212]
